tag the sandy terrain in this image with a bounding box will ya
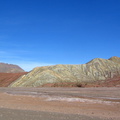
[0,87,120,120]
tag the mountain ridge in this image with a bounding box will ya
[10,56,120,87]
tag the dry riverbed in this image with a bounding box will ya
[0,87,120,120]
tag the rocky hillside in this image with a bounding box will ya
[10,56,120,87]
[0,63,24,73]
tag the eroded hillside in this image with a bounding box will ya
[10,56,120,87]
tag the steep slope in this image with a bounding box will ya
[0,63,24,73]
[10,57,120,87]
[0,72,28,87]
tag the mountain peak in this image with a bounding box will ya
[86,58,108,64]
[109,56,120,64]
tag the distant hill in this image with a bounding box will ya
[10,56,120,87]
[0,63,24,73]
[0,63,27,87]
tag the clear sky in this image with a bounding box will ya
[0,0,120,71]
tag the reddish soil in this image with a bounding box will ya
[84,76,120,87]
[0,72,28,87]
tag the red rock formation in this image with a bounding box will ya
[0,72,28,87]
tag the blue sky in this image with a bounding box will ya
[0,0,120,71]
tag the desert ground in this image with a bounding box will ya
[0,87,120,120]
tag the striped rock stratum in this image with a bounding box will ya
[10,56,120,87]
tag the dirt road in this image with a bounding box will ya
[0,87,120,120]
[0,108,105,120]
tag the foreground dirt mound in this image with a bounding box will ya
[0,72,28,87]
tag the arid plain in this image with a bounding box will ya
[0,87,120,120]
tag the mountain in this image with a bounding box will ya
[0,63,24,73]
[9,56,120,87]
